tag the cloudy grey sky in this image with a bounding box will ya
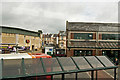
[0,0,119,33]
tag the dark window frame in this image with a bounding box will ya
[102,34,120,40]
[74,33,93,40]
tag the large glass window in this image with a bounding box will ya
[74,50,92,56]
[102,50,120,63]
[74,33,93,39]
[102,34,120,40]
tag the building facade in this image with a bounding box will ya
[42,34,58,47]
[66,21,120,63]
[58,31,66,49]
[42,34,52,46]
[0,26,42,51]
[55,31,66,56]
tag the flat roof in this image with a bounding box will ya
[0,26,42,37]
[66,21,120,32]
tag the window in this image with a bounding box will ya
[61,42,64,44]
[61,36,63,40]
[74,50,92,56]
[102,50,120,63]
[102,34,120,40]
[49,49,53,51]
[61,42,64,47]
[61,44,63,47]
[74,33,93,39]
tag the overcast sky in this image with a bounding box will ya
[0,0,119,33]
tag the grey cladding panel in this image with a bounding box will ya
[67,22,119,32]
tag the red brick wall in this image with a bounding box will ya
[98,50,102,56]
[67,49,74,57]
[71,33,74,39]
[92,50,96,56]
[93,33,96,39]
[99,34,102,40]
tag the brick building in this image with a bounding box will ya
[66,21,120,62]
[0,26,42,51]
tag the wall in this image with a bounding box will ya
[66,49,74,57]
[58,36,66,49]
[18,34,25,46]
[2,33,16,44]
[1,33,42,50]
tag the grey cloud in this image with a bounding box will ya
[1,2,118,33]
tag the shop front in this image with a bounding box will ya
[74,50,92,56]
[102,50,120,64]
[56,49,66,57]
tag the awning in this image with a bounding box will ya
[68,41,120,49]
[0,56,117,79]
[97,42,120,49]
[69,41,96,48]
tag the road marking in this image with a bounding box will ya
[103,70,114,79]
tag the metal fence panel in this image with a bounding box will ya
[72,57,92,69]
[85,56,104,68]
[24,58,44,76]
[57,57,78,71]
[0,56,117,79]
[96,56,115,67]
[2,59,22,78]
[42,58,62,72]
